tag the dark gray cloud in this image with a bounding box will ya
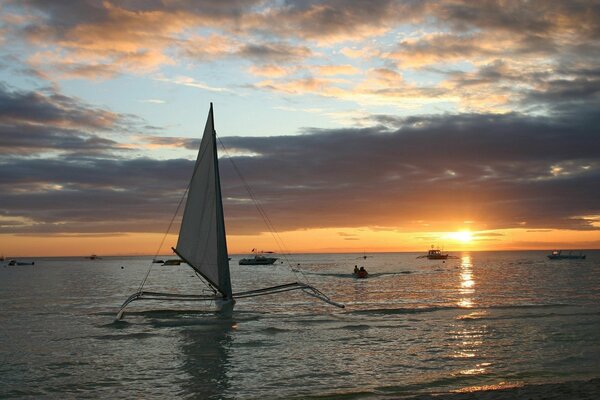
[1,100,598,236]
[0,84,130,155]
[214,112,599,234]
[237,42,312,63]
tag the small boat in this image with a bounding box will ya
[547,250,586,260]
[116,104,343,319]
[239,249,278,265]
[7,259,35,266]
[239,254,278,265]
[353,267,368,279]
[152,259,164,263]
[88,254,102,260]
[162,259,182,265]
[417,246,449,260]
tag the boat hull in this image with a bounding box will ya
[547,255,586,260]
[239,257,278,265]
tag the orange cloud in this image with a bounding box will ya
[248,64,295,78]
[316,64,359,76]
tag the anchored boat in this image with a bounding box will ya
[547,250,586,260]
[417,246,450,260]
[239,250,278,265]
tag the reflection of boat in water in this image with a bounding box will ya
[547,250,586,260]
[417,246,450,260]
[179,317,234,398]
[239,250,277,265]
[117,104,343,319]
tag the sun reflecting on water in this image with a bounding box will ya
[458,254,475,308]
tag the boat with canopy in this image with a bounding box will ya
[117,104,343,319]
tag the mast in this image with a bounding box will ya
[212,103,233,299]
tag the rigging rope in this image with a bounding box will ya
[136,183,190,293]
[216,135,314,286]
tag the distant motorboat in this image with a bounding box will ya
[7,259,35,266]
[547,250,586,260]
[239,249,278,265]
[417,246,449,260]
[88,254,102,260]
[239,254,278,265]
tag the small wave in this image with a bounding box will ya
[262,326,292,334]
[335,324,372,331]
[236,340,276,348]
[349,306,457,315]
[100,320,131,329]
[92,332,157,341]
[297,271,413,279]
[459,309,600,322]
[347,303,578,317]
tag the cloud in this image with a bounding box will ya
[2,1,600,238]
[156,75,234,93]
[0,83,128,155]
[236,42,312,63]
[2,0,598,120]
[2,99,598,236]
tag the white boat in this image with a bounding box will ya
[117,104,343,319]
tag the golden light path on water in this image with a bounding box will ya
[459,254,475,309]
[453,254,491,377]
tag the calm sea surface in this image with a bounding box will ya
[1,251,599,398]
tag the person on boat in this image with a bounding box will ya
[354,265,359,274]
[356,266,368,278]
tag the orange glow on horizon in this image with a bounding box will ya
[1,226,598,257]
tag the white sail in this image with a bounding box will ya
[175,104,232,299]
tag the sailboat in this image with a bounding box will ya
[117,104,343,319]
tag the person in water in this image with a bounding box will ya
[354,265,359,274]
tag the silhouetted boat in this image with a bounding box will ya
[417,246,449,260]
[239,250,278,265]
[353,267,368,279]
[7,259,35,266]
[547,250,586,260]
[116,104,343,319]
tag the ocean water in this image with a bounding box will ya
[1,251,599,399]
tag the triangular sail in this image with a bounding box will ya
[174,104,232,299]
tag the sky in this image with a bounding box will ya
[0,0,599,257]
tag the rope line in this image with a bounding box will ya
[136,183,190,293]
[216,135,313,286]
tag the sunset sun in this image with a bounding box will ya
[449,230,473,243]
